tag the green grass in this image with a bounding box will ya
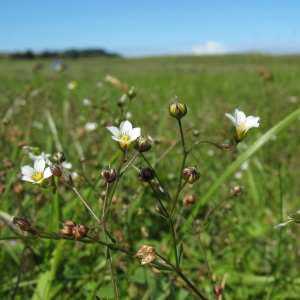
[1,54,300,299]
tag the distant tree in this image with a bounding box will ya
[9,48,121,60]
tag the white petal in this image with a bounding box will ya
[21,166,35,177]
[111,136,121,142]
[107,126,120,137]
[245,116,260,128]
[34,159,46,173]
[235,109,246,124]
[43,167,52,179]
[130,128,141,140]
[225,113,237,125]
[120,120,132,135]
[21,175,35,183]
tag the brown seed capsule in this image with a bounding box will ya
[138,167,155,182]
[181,166,201,184]
[72,224,89,240]
[182,194,196,206]
[60,220,76,236]
[231,186,243,197]
[101,166,117,183]
[135,244,157,265]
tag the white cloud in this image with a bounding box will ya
[191,41,228,55]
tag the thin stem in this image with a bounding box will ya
[71,186,100,224]
[101,182,119,299]
[147,180,179,267]
[156,252,207,299]
[171,119,188,216]
[191,209,215,295]
[188,140,236,152]
[120,151,140,174]
[148,181,169,217]
[140,153,172,202]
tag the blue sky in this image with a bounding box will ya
[1,0,300,57]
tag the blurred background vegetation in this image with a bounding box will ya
[0,54,300,299]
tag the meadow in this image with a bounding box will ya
[0,54,300,299]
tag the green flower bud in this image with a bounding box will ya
[134,134,153,152]
[169,101,187,120]
[127,86,137,99]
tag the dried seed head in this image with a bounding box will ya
[135,244,157,265]
[182,194,196,206]
[60,220,76,236]
[231,186,243,197]
[181,166,201,184]
[101,166,117,183]
[138,167,155,183]
[72,224,89,240]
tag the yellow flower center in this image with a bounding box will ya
[120,134,130,143]
[32,172,43,182]
[238,123,246,130]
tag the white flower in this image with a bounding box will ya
[107,120,141,151]
[67,81,77,90]
[83,98,91,105]
[225,109,260,143]
[21,159,52,185]
[84,122,98,132]
[28,151,51,161]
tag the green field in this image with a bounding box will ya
[1,54,300,299]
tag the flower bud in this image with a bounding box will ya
[11,216,32,231]
[138,167,155,182]
[169,101,187,120]
[127,86,137,99]
[117,94,127,107]
[2,118,10,125]
[181,166,201,184]
[134,135,153,153]
[101,166,117,183]
[53,151,66,164]
[50,164,62,177]
[233,130,248,144]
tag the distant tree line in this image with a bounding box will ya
[8,48,120,59]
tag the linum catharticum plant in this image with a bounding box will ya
[11,93,260,299]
